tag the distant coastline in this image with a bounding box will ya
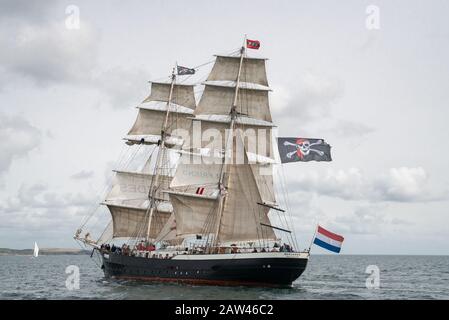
[0,248,90,256]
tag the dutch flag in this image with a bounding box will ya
[313,225,344,253]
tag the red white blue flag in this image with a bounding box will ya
[313,225,344,253]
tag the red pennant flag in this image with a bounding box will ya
[246,39,260,50]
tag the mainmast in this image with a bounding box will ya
[145,68,176,241]
[168,40,276,246]
[213,41,246,247]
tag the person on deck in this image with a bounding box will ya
[138,241,146,251]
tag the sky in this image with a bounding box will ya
[0,0,448,254]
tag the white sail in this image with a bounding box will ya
[126,105,193,146]
[195,84,272,122]
[104,170,172,205]
[33,242,39,257]
[96,220,113,245]
[103,78,196,240]
[107,204,170,239]
[167,50,278,244]
[104,170,174,238]
[169,192,218,236]
[102,47,280,245]
[145,81,196,110]
[207,55,269,86]
[154,213,179,243]
[125,82,195,146]
[184,116,274,155]
[170,153,222,189]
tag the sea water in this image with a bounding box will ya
[0,254,448,299]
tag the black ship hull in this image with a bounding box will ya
[101,252,308,287]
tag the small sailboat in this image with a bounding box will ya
[33,242,39,258]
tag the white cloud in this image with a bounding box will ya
[92,67,150,109]
[0,182,108,247]
[0,113,41,176]
[375,167,430,202]
[70,170,94,180]
[0,0,56,23]
[329,119,375,138]
[333,204,411,235]
[271,72,344,125]
[0,4,148,111]
[0,1,448,254]
[288,166,444,203]
[0,22,98,87]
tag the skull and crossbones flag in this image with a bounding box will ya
[277,137,332,163]
[177,65,195,75]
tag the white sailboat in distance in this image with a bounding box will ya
[33,242,39,258]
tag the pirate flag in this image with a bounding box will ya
[177,65,195,75]
[277,137,332,163]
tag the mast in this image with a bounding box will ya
[145,68,176,241]
[213,39,246,247]
[168,40,276,245]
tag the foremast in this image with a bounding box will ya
[97,68,196,243]
[145,68,177,241]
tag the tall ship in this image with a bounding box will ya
[75,39,311,287]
